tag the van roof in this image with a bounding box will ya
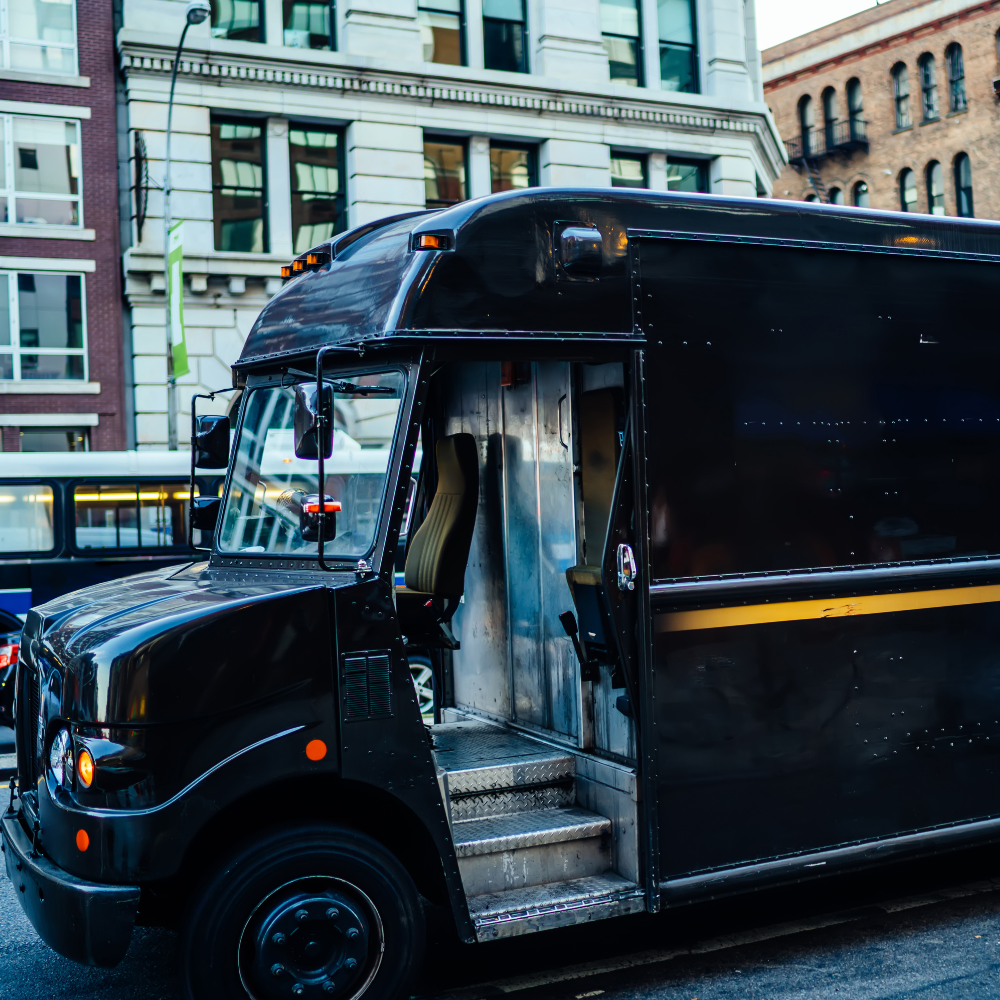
[238,187,1000,368]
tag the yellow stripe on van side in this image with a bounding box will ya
[657,584,1000,633]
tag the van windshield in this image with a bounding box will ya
[218,370,406,558]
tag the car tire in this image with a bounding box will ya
[181,823,425,1000]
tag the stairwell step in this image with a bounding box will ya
[452,807,610,857]
[448,783,575,822]
[467,872,640,921]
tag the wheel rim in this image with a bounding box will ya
[238,876,384,1000]
[409,663,434,718]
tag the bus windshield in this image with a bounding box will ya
[218,370,407,558]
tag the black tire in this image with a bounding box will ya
[181,823,425,1000]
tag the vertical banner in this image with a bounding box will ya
[168,220,190,378]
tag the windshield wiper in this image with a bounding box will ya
[286,368,396,395]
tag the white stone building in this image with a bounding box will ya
[116,0,784,448]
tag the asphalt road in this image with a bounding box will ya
[4,778,1000,1000]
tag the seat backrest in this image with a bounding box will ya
[404,433,479,597]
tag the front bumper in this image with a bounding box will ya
[1,800,139,967]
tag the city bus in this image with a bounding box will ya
[8,189,1000,1000]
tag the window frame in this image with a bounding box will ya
[666,156,708,193]
[846,77,864,140]
[418,0,464,66]
[0,0,78,75]
[610,151,648,189]
[0,478,59,557]
[210,0,265,42]
[423,135,468,209]
[918,52,938,121]
[892,62,911,130]
[797,94,814,155]
[658,0,698,94]
[68,477,197,556]
[282,0,336,51]
[899,167,916,212]
[954,152,973,218]
[489,141,537,192]
[946,42,966,112]
[210,115,269,254]
[0,267,88,382]
[927,159,945,215]
[601,0,643,87]
[288,122,346,255]
[0,113,83,230]
[482,0,527,74]
[852,180,869,208]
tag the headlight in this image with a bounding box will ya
[48,727,74,788]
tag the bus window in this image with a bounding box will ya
[0,485,55,553]
[74,483,193,550]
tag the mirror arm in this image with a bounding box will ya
[189,388,236,554]
[316,346,337,572]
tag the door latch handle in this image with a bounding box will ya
[616,543,637,591]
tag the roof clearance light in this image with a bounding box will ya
[280,266,292,278]
[417,234,442,250]
[304,500,342,514]
[292,260,305,272]
[77,747,95,789]
[306,253,325,266]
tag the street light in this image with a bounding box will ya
[163,0,211,450]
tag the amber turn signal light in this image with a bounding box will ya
[77,748,95,789]
[292,260,305,272]
[417,234,442,250]
[306,739,327,761]
[76,829,90,852]
[280,266,292,278]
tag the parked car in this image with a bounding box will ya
[0,608,21,729]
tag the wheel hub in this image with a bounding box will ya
[240,879,378,1000]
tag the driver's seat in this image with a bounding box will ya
[396,433,479,647]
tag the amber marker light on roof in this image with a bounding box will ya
[292,260,305,272]
[77,747,94,788]
[306,253,325,266]
[306,739,327,761]
[76,829,90,852]
[280,266,292,278]
[417,234,442,249]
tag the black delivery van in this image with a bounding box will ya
[10,188,1000,1000]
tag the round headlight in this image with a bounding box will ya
[48,727,74,788]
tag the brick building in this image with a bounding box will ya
[0,0,126,451]
[762,0,1000,217]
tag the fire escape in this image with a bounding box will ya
[785,119,869,203]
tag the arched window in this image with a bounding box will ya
[804,193,817,202]
[892,63,911,129]
[853,181,869,207]
[996,28,1000,73]
[918,53,938,120]
[822,87,838,148]
[927,160,945,214]
[828,187,844,205]
[846,77,865,142]
[946,43,966,111]
[955,153,973,217]
[899,168,917,211]
[798,94,815,155]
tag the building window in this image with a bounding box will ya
[73,482,193,550]
[0,116,81,227]
[0,0,77,74]
[946,43,966,112]
[658,0,697,93]
[899,168,917,211]
[927,160,944,215]
[0,485,55,551]
[666,157,706,192]
[211,119,267,253]
[290,127,344,254]
[852,181,869,207]
[955,153,973,217]
[483,0,526,73]
[846,77,864,139]
[804,193,817,202]
[892,63,911,129]
[210,0,263,41]
[21,427,87,451]
[283,0,334,49]
[419,0,462,64]
[490,144,535,192]
[610,154,646,188]
[0,270,86,381]
[424,138,466,208]
[918,53,937,121]
[798,94,814,156]
[601,0,641,87]
[822,87,837,148]
[828,187,843,205]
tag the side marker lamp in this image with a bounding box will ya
[306,739,327,761]
[291,260,305,272]
[280,266,292,278]
[77,747,95,789]
[415,233,449,250]
[304,500,341,514]
[76,829,89,852]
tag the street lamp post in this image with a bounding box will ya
[163,0,211,450]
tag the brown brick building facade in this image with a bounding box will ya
[0,0,125,451]
[762,0,1000,219]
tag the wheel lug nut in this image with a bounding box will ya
[292,984,304,996]
[271,963,285,977]
[345,927,359,940]
[272,932,286,945]
[323,983,336,994]
[295,908,309,923]
[344,958,358,970]
[326,907,339,920]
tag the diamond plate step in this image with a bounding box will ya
[448,784,574,821]
[453,807,610,857]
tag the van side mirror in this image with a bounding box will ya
[294,383,333,459]
[191,496,221,532]
[193,414,230,469]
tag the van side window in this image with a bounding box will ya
[643,239,1000,579]
[74,483,191,550]
[0,485,54,552]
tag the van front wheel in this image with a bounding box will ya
[181,824,425,1000]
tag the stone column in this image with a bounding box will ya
[341,0,422,62]
[263,0,284,45]
[648,151,668,190]
[710,154,756,196]
[267,117,293,258]
[701,0,753,102]
[533,0,608,83]
[345,121,425,226]
[540,138,610,186]
[468,135,492,199]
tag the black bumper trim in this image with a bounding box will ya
[2,806,139,967]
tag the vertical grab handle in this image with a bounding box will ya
[558,394,569,450]
[616,543,637,592]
